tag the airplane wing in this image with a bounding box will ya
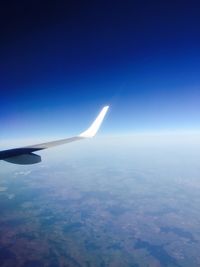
[0,106,109,165]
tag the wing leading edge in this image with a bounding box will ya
[0,106,109,165]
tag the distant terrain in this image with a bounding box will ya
[0,136,200,267]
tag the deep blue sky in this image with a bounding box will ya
[1,1,200,139]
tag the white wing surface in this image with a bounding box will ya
[0,106,109,165]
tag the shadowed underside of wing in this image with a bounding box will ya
[4,153,42,165]
[0,106,109,165]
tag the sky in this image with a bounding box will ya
[1,0,200,140]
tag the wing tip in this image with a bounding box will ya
[79,105,109,138]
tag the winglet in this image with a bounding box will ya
[79,106,109,138]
